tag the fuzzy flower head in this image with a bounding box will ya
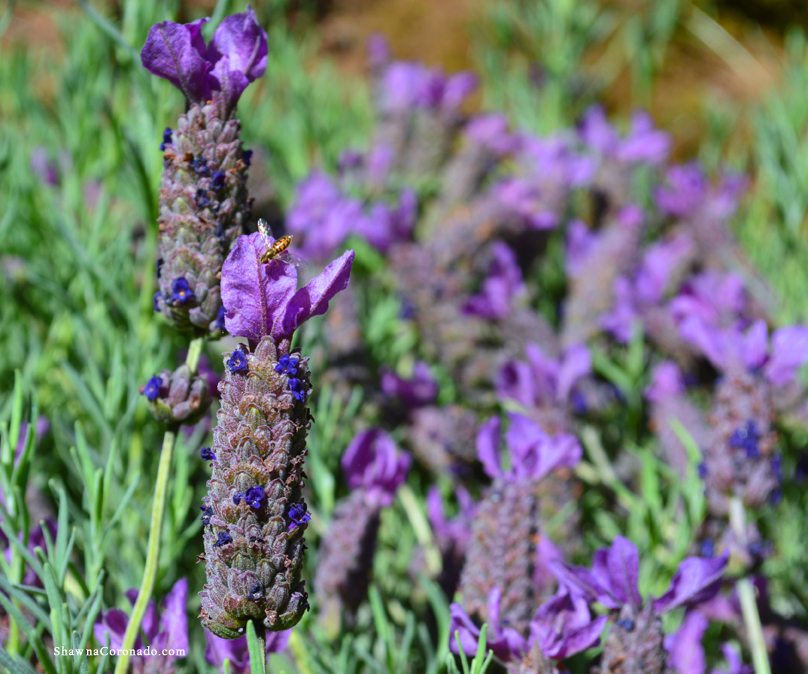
[221,231,354,349]
[341,429,411,508]
[463,242,526,320]
[476,412,582,484]
[141,6,267,113]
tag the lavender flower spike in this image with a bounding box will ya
[314,429,410,633]
[144,9,266,335]
[199,234,353,638]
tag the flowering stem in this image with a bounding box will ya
[113,426,177,674]
[246,619,268,674]
[186,336,204,376]
[729,497,771,674]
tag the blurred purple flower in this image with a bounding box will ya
[550,536,727,614]
[669,271,747,328]
[353,189,418,253]
[579,106,670,165]
[342,429,411,507]
[634,231,697,305]
[221,231,354,345]
[616,111,672,165]
[476,413,582,483]
[646,361,686,404]
[141,6,267,110]
[287,171,360,261]
[530,588,609,659]
[463,242,525,320]
[656,164,746,221]
[449,588,528,661]
[601,276,639,343]
[426,485,477,555]
[679,316,808,386]
[565,219,598,280]
[465,113,519,156]
[665,610,708,674]
[496,343,591,410]
[30,147,61,187]
[380,361,439,409]
[204,628,290,673]
[95,579,188,672]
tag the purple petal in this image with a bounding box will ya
[222,232,297,342]
[207,6,268,82]
[205,629,249,673]
[607,536,642,610]
[765,326,808,387]
[341,429,410,505]
[653,553,728,614]
[646,361,685,404]
[158,578,189,654]
[579,105,619,155]
[380,361,439,409]
[441,71,478,111]
[543,615,608,659]
[210,56,251,110]
[678,315,728,371]
[278,249,355,341]
[565,219,598,279]
[141,19,213,103]
[477,417,503,479]
[548,557,619,609]
[449,602,483,656]
[666,611,708,674]
[557,344,591,402]
[94,609,129,651]
[742,320,769,371]
[496,360,536,408]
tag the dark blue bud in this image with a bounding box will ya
[617,618,635,632]
[213,531,232,547]
[200,506,213,526]
[215,305,226,330]
[200,447,216,461]
[233,493,244,506]
[242,149,253,166]
[153,292,162,313]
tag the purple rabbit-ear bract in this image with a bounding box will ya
[207,6,268,83]
[204,628,290,674]
[606,536,643,611]
[449,589,528,662]
[141,18,213,104]
[548,555,620,610]
[652,552,728,614]
[154,578,190,654]
[530,589,608,659]
[341,429,411,505]
[505,412,582,482]
[221,231,354,344]
[476,416,503,479]
[765,326,808,387]
[665,611,708,674]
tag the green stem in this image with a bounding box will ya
[729,498,771,674]
[113,427,176,674]
[247,619,268,674]
[186,336,204,376]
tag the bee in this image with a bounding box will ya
[258,219,306,268]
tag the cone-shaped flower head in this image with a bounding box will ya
[314,429,410,633]
[95,579,189,674]
[457,414,582,636]
[199,232,353,638]
[143,9,267,335]
[140,363,212,426]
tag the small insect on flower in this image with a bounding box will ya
[258,219,307,268]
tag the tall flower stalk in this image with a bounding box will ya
[116,9,270,674]
[199,232,353,650]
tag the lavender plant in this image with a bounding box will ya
[199,230,353,641]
